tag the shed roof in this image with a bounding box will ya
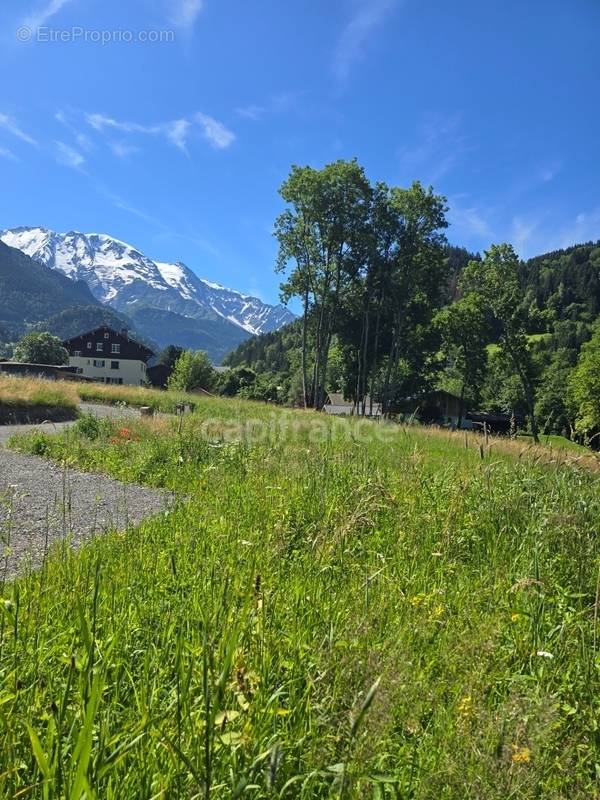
[324,392,353,407]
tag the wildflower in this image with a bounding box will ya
[409,593,426,607]
[511,745,531,763]
[432,604,445,618]
[536,650,554,659]
[457,695,473,716]
[510,613,521,622]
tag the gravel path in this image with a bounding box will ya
[0,403,171,577]
[0,402,139,445]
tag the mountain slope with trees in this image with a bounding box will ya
[0,240,98,338]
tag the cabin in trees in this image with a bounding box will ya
[63,326,154,386]
[323,393,382,417]
[398,390,520,432]
[398,390,471,428]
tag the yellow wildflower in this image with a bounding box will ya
[409,593,426,607]
[457,695,473,716]
[511,613,521,622]
[511,745,531,763]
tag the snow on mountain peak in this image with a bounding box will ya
[0,226,295,336]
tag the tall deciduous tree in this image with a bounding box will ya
[378,183,449,414]
[13,332,68,365]
[568,323,600,444]
[435,294,489,426]
[461,244,540,442]
[275,160,372,409]
[167,350,215,393]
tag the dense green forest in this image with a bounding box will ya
[0,240,97,340]
[222,160,600,446]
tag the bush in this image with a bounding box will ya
[74,413,102,440]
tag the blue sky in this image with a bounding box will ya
[0,0,599,305]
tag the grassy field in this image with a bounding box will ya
[74,381,204,413]
[0,374,206,416]
[0,375,79,410]
[517,433,590,454]
[2,396,600,798]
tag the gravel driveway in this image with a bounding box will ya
[0,402,139,445]
[0,403,171,577]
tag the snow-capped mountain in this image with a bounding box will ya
[0,226,294,336]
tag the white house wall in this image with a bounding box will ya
[68,356,148,386]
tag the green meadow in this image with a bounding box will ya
[2,394,600,798]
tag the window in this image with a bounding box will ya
[76,368,83,374]
[104,332,110,339]
[111,343,120,354]
[96,342,103,352]
[73,350,81,357]
[111,361,119,370]
[87,342,92,349]
[93,359,105,368]
[107,377,123,385]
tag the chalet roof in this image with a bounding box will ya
[63,326,154,358]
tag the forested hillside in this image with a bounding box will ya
[0,240,97,338]
[520,241,600,324]
[129,306,250,364]
[33,305,158,353]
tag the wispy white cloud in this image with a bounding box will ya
[510,215,540,258]
[0,113,38,147]
[195,112,235,149]
[398,113,470,185]
[165,119,191,152]
[93,182,224,259]
[448,199,495,241]
[109,141,140,159]
[55,140,85,169]
[21,0,73,31]
[169,0,204,30]
[55,109,94,152]
[503,208,600,259]
[333,0,397,81]
[0,146,19,161]
[86,113,200,153]
[86,113,160,135]
[236,104,265,121]
[236,92,301,122]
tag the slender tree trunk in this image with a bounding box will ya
[301,285,309,409]
[457,383,465,430]
[505,340,540,444]
[382,323,400,417]
[368,284,384,417]
[526,389,539,444]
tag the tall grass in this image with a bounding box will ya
[0,375,79,410]
[2,401,600,797]
[0,374,213,415]
[75,381,204,413]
